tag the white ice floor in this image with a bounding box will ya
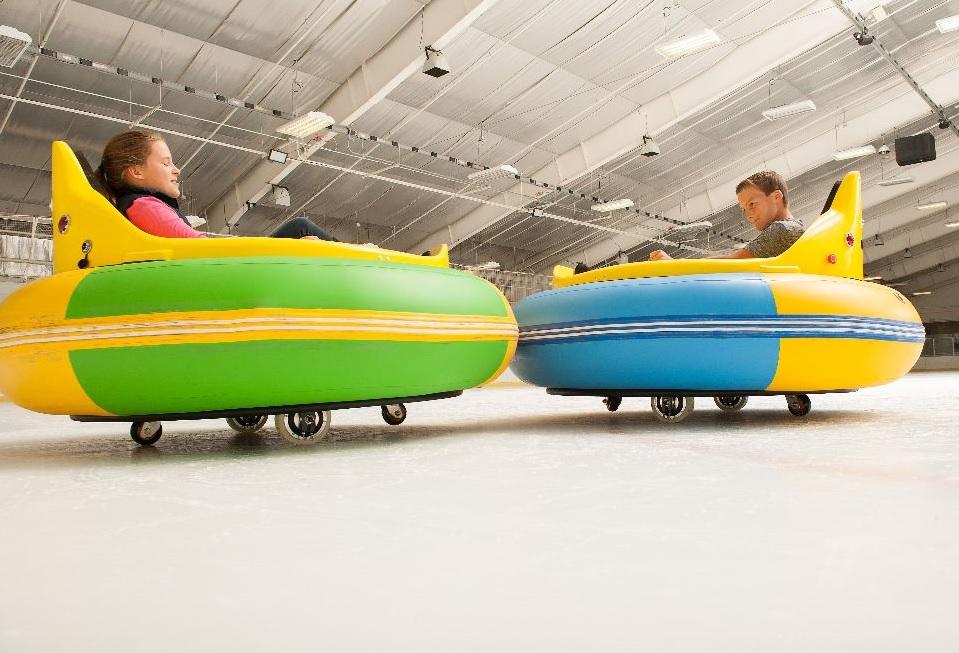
[1,371,957,652]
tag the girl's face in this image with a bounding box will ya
[125,139,181,198]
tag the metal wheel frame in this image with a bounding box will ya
[650,395,695,423]
[274,411,332,445]
[381,404,407,426]
[786,394,812,417]
[130,421,163,445]
[226,414,268,434]
[603,396,623,412]
[714,395,748,411]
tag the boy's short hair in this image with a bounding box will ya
[735,170,789,207]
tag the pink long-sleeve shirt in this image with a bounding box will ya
[125,196,207,239]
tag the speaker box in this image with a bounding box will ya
[895,133,936,166]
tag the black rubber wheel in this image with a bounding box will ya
[650,395,694,423]
[226,415,268,434]
[603,396,622,412]
[786,394,812,417]
[130,421,162,446]
[381,403,407,426]
[274,411,331,445]
[714,395,748,411]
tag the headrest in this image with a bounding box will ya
[72,147,113,202]
[820,180,841,215]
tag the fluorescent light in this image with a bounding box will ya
[833,144,876,160]
[655,29,722,58]
[916,200,948,211]
[864,275,883,281]
[936,15,959,33]
[271,185,291,207]
[591,198,635,212]
[877,175,915,186]
[761,100,817,121]
[466,261,500,271]
[674,220,712,230]
[467,164,518,182]
[945,221,959,228]
[912,291,932,296]
[267,148,288,164]
[276,111,335,138]
[0,25,31,67]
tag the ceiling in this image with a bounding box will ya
[0,0,958,313]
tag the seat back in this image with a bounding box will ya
[773,171,862,278]
[51,141,165,274]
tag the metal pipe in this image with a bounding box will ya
[831,0,959,138]
[0,0,68,138]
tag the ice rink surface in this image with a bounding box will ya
[1,372,957,652]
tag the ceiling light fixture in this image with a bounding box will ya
[0,25,31,68]
[276,111,335,138]
[267,148,288,164]
[936,15,959,33]
[467,164,519,182]
[903,247,913,259]
[640,134,660,157]
[916,200,948,211]
[591,198,635,213]
[271,185,291,207]
[912,291,932,296]
[422,46,451,77]
[655,29,722,58]
[761,100,817,121]
[945,221,959,228]
[673,220,713,230]
[833,144,877,160]
[465,261,500,271]
[864,275,883,281]
[873,234,885,246]
[877,175,915,186]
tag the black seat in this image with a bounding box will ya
[73,148,113,203]
[820,180,841,215]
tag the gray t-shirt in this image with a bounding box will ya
[747,217,804,258]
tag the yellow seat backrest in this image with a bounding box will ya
[50,141,449,274]
[553,171,863,288]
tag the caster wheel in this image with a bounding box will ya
[650,395,694,423]
[275,411,331,445]
[226,415,268,434]
[786,394,811,417]
[382,404,407,426]
[130,421,162,446]
[603,396,622,412]
[714,395,748,411]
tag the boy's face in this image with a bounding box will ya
[736,185,783,231]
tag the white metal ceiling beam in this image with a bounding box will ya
[202,0,501,232]
[406,0,847,256]
[0,0,68,139]
[535,66,959,273]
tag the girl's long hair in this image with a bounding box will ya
[94,130,162,200]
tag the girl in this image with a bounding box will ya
[95,130,338,241]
